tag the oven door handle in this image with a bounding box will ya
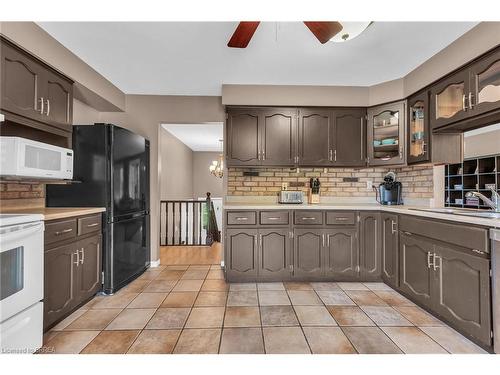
[0,222,44,245]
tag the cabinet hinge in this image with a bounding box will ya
[491,330,494,339]
[357,215,360,222]
[490,269,493,278]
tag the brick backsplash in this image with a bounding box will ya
[227,165,434,199]
[0,182,46,208]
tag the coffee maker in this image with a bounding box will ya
[376,172,403,205]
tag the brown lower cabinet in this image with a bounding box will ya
[359,212,381,280]
[44,214,102,330]
[381,213,399,288]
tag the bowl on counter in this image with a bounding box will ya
[381,138,396,145]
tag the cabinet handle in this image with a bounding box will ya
[86,223,99,227]
[235,217,248,221]
[391,221,397,234]
[38,97,44,114]
[402,231,412,236]
[462,94,467,110]
[55,228,73,236]
[327,234,330,247]
[329,149,333,161]
[262,150,265,161]
[267,217,280,220]
[468,92,474,109]
[322,233,325,247]
[80,248,85,264]
[422,142,427,154]
[433,253,441,271]
[399,146,403,159]
[302,217,316,220]
[73,250,80,266]
[45,99,50,116]
[426,252,434,269]
[259,234,262,248]
[472,249,485,255]
[335,217,349,221]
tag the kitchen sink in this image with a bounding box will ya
[409,208,500,219]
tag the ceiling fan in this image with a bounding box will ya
[227,21,345,48]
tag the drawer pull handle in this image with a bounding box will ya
[335,217,349,221]
[55,228,73,236]
[235,217,248,221]
[86,223,99,227]
[472,249,485,255]
[267,217,280,220]
[302,217,316,220]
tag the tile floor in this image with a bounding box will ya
[41,265,487,354]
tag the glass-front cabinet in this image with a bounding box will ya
[407,91,430,164]
[469,48,500,117]
[367,100,406,166]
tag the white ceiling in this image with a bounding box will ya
[38,22,478,96]
[162,123,223,151]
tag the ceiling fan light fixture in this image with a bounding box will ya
[330,22,372,43]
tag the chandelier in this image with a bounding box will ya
[209,139,224,178]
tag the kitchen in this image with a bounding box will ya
[0,8,500,369]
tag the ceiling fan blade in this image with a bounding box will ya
[303,21,343,44]
[227,22,260,48]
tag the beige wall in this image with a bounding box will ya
[193,152,224,199]
[72,99,101,125]
[159,128,193,200]
[464,125,500,158]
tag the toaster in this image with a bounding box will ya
[278,190,303,204]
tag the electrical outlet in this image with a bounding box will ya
[366,180,373,190]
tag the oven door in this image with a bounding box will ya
[0,221,44,322]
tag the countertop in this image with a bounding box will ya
[0,207,106,221]
[223,202,500,228]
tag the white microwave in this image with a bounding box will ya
[0,137,73,180]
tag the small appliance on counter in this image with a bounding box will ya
[375,172,403,205]
[308,178,321,204]
[278,190,303,204]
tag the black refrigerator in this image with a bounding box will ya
[47,123,150,294]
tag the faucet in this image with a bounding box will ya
[465,187,500,212]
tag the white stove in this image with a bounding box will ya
[0,213,44,354]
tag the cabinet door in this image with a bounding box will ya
[367,101,406,166]
[226,109,261,166]
[44,70,73,129]
[76,234,102,302]
[0,41,44,121]
[359,212,381,280]
[399,232,434,308]
[332,108,366,166]
[298,109,332,165]
[226,229,258,280]
[324,228,359,279]
[381,213,399,287]
[430,69,471,129]
[261,109,297,166]
[469,48,500,118]
[407,91,430,164]
[293,229,323,278]
[44,244,78,329]
[258,228,291,279]
[433,245,491,346]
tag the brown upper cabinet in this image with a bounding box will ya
[430,47,500,131]
[297,108,331,166]
[331,108,366,166]
[367,101,406,166]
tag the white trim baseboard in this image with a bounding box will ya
[150,259,161,268]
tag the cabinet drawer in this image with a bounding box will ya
[227,211,257,225]
[326,211,356,225]
[45,218,77,245]
[294,211,323,225]
[77,214,102,236]
[260,211,289,225]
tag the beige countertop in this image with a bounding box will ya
[223,202,500,228]
[0,207,106,221]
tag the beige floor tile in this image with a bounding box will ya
[381,327,447,354]
[394,306,444,326]
[229,283,257,291]
[206,269,224,280]
[195,291,228,307]
[311,282,341,291]
[337,282,369,291]
[303,327,356,354]
[345,290,389,306]
[287,290,322,305]
[105,308,156,330]
[181,268,209,280]
[219,328,265,354]
[43,331,59,345]
[342,327,402,354]
[81,296,106,309]
[327,306,375,326]
[201,279,229,291]
[156,269,185,281]
[361,306,413,326]
[166,265,189,271]
[258,290,291,306]
[127,330,181,354]
[185,307,225,328]
[65,309,122,330]
[137,270,162,280]
[284,282,313,291]
[120,279,151,293]
[42,331,99,354]
[263,327,311,354]
[143,279,177,293]
[172,279,204,292]
[173,328,221,354]
[51,309,87,331]
[257,282,285,291]
[224,306,261,327]
[161,292,197,308]
[210,264,222,270]
[363,282,393,291]
[420,326,487,354]
[260,306,299,327]
[188,265,211,270]
[227,291,259,306]
[127,293,167,309]
[294,305,337,326]
[91,292,139,309]
[145,308,191,329]
[373,290,415,306]
[316,290,355,306]
[81,330,140,354]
